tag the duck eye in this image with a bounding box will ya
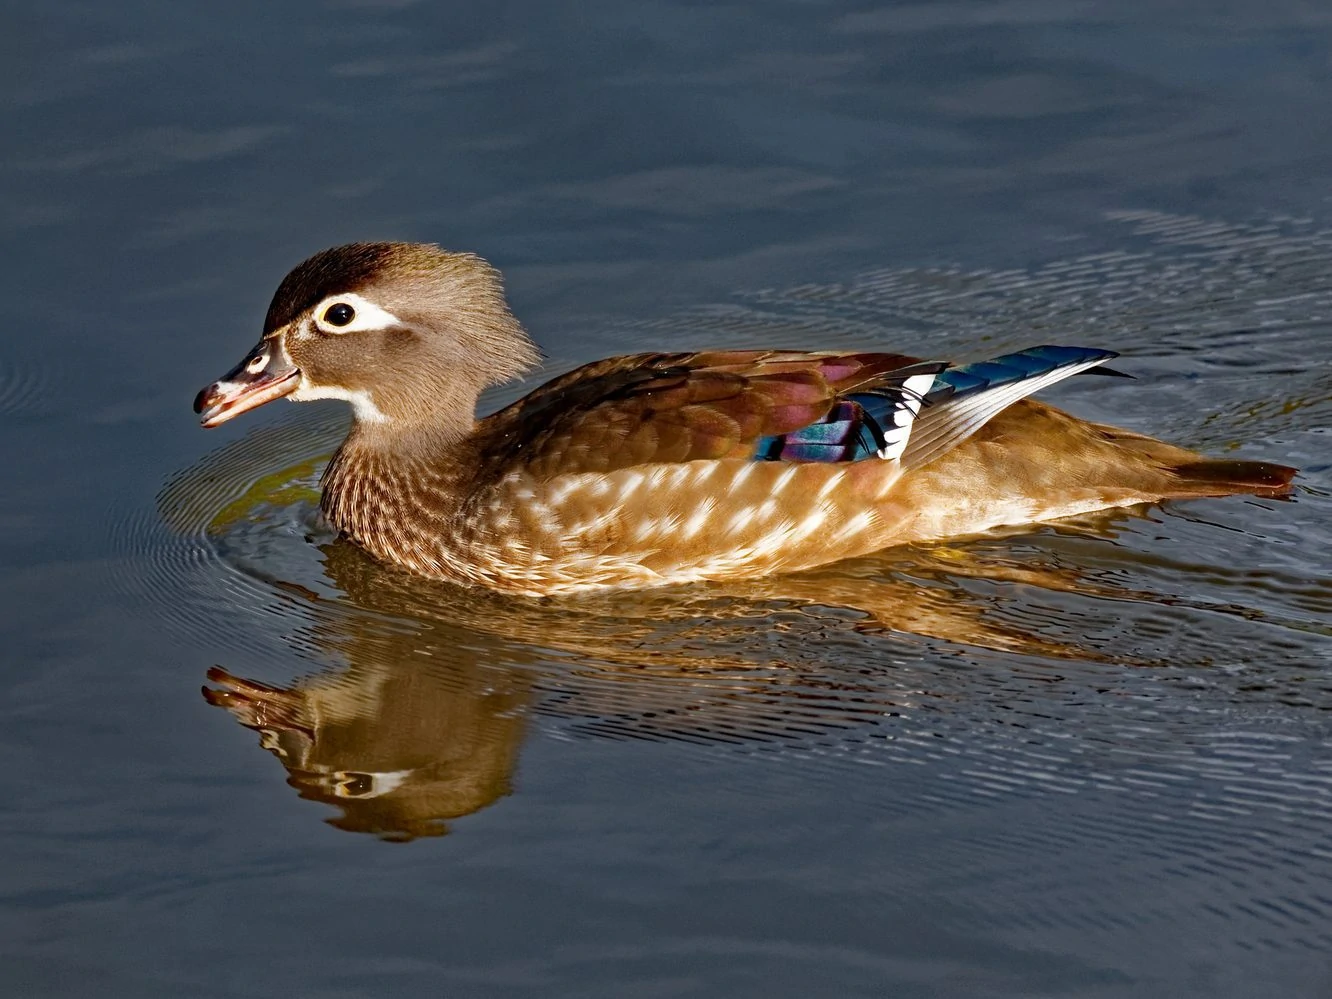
[338,773,374,797]
[323,303,355,327]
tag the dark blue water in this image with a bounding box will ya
[3,3,1331,996]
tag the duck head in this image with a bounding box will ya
[194,242,538,431]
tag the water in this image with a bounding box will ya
[4,2,1331,996]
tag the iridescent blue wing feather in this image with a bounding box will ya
[902,345,1117,470]
[753,345,1116,468]
[926,345,1115,402]
[754,369,942,463]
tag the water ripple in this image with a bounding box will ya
[0,350,56,416]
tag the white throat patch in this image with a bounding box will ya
[289,378,390,424]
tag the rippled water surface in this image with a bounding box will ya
[4,3,1332,996]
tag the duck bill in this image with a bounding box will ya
[194,341,300,428]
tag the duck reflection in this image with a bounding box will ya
[205,664,525,842]
[204,643,527,842]
[203,509,1140,840]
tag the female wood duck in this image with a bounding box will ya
[194,242,1296,597]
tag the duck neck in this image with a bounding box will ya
[320,416,482,572]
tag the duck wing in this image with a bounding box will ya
[478,349,948,478]
[480,345,1123,479]
[901,345,1118,470]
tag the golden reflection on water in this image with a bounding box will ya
[204,659,527,842]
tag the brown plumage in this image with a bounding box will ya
[193,242,1297,597]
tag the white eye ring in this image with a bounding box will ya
[311,292,404,335]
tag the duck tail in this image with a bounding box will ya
[898,345,1299,501]
[1082,419,1298,499]
[1163,458,1298,499]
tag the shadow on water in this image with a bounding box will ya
[139,212,1331,841]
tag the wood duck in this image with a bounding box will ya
[194,242,1296,597]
